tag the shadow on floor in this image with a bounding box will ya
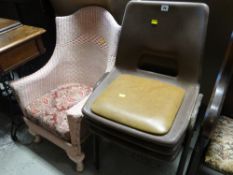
[0,113,180,175]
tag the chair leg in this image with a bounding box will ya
[76,153,85,172]
[28,129,42,143]
[66,147,85,172]
[11,121,18,141]
[33,135,42,143]
[186,136,208,175]
[176,131,193,175]
[93,134,100,170]
[176,142,191,175]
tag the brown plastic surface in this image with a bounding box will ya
[83,1,209,151]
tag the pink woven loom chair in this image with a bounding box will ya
[10,6,121,172]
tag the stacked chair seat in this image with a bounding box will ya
[83,1,209,174]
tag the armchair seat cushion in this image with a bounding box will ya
[205,116,233,174]
[25,83,92,141]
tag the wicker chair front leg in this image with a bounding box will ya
[66,114,85,172]
[66,95,91,172]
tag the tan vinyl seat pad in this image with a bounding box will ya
[91,74,185,135]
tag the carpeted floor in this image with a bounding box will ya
[0,112,181,175]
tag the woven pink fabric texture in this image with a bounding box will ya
[25,83,92,141]
[10,6,121,112]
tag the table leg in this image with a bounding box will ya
[0,71,23,141]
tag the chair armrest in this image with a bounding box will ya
[202,83,226,138]
[66,94,91,146]
[66,71,107,117]
[66,94,91,118]
[10,59,58,110]
[68,72,109,118]
[202,32,233,138]
[93,72,109,90]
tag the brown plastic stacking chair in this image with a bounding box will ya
[82,1,209,174]
[10,3,121,172]
[187,32,233,175]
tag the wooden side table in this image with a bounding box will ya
[0,18,46,74]
[0,18,46,95]
[0,18,46,141]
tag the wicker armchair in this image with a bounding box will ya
[10,6,121,172]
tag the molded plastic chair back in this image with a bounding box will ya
[116,1,209,83]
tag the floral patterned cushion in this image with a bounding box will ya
[205,116,233,174]
[25,83,92,141]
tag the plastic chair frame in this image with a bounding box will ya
[187,32,233,175]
